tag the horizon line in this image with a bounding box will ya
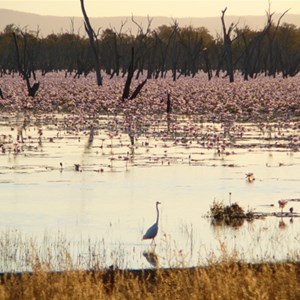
[1,7,298,19]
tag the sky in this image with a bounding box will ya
[0,0,299,18]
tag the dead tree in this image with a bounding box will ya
[170,20,179,81]
[109,20,127,78]
[131,15,153,79]
[12,32,40,97]
[178,23,207,78]
[147,36,158,79]
[121,17,151,100]
[122,47,135,100]
[266,8,289,77]
[241,11,273,80]
[221,7,235,83]
[121,47,147,101]
[155,25,178,79]
[80,0,103,86]
[166,92,172,113]
[203,48,212,80]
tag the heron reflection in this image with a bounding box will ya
[143,249,159,267]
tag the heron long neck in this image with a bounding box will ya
[156,203,159,224]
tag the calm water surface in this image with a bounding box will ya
[0,113,299,271]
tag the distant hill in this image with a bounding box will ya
[0,8,300,37]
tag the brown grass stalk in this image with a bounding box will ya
[0,262,299,299]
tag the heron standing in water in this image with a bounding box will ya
[142,201,161,245]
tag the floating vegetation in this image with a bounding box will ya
[209,200,255,227]
[209,199,300,227]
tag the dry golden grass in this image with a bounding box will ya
[0,230,299,299]
[0,261,299,300]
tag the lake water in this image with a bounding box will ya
[0,112,300,271]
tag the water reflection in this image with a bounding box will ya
[143,248,159,268]
[0,112,300,271]
[211,217,247,228]
[278,219,287,229]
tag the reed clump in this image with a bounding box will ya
[0,261,299,299]
[209,200,255,227]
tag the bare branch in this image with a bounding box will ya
[276,9,290,28]
[131,14,143,36]
[131,14,152,38]
[146,15,153,35]
[119,19,127,35]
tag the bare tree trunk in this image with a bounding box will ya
[203,49,212,80]
[166,92,172,113]
[221,7,234,83]
[12,32,40,97]
[80,0,103,86]
[242,13,273,80]
[122,47,147,101]
[147,38,158,79]
[112,32,120,77]
[122,47,134,100]
[129,79,147,100]
[266,9,289,77]
[155,24,177,79]
[109,21,127,79]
